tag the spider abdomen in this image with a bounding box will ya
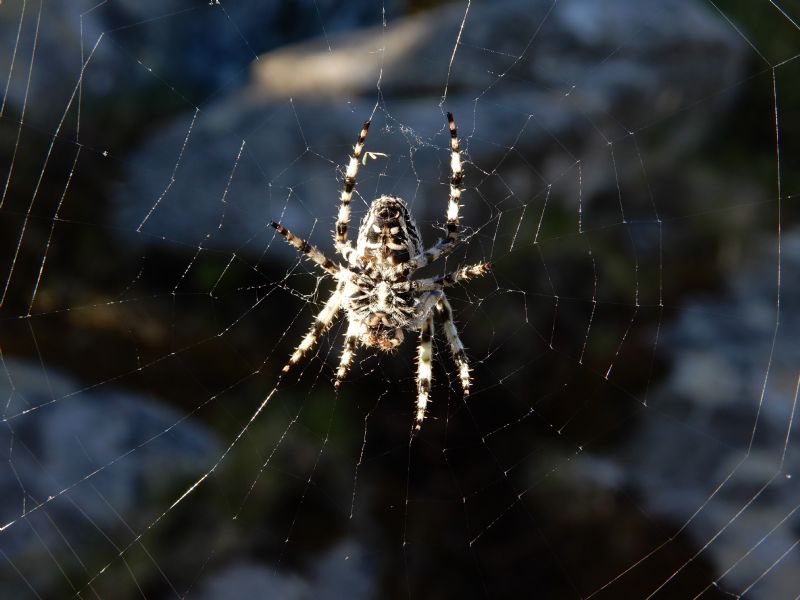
[354,195,422,267]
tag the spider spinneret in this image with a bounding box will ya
[271,113,489,430]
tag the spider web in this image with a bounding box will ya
[1,0,799,598]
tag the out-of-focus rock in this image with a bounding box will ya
[195,540,374,600]
[570,232,800,598]
[0,0,118,132]
[99,0,398,99]
[112,0,745,258]
[0,0,392,136]
[0,359,220,598]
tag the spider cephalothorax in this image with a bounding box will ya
[271,114,489,430]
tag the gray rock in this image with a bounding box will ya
[101,0,400,97]
[195,540,374,600]
[112,0,745,259]
[0,358,220,597]
[570,233,800,598]
[0,0,119,131]
[0,0,394,135]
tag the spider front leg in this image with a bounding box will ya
[411,112,465,269]
[270,221,339,275]
[435,295,472,396]
[335,121,370,262]
[281,284,343,374]
[415,315,435,431]
[445,112,464,243]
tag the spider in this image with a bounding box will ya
[271,113,489,430]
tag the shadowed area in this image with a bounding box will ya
[0,1,799,598]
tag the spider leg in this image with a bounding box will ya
[335,121,370,262]
[271,221,339,276]
[410,112,464,269]
[334,321,359,388]
[281,284,343,374]
[445,112,464,244]
[415,315,435,431]
[410,262,491,292]
[435,294,471,396]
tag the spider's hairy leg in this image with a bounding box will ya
[446,112,464,244]
[410,112,465,269]
[436,261,490,286]
[435,295,471,396]
[335,121,370,260]
[270,221,339,275]
[281,285,343,374]
[415,315,434,431]
[334,321,359,388]
[411,262,491,292]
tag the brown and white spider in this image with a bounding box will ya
[271,113,489,430]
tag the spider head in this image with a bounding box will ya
[364,312,404,350]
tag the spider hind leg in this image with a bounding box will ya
[334,321,359,388]
[415,315,434,431]
[435,295,471,396]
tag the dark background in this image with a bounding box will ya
[0,1,798,598]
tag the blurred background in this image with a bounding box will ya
[0,0,798,598]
